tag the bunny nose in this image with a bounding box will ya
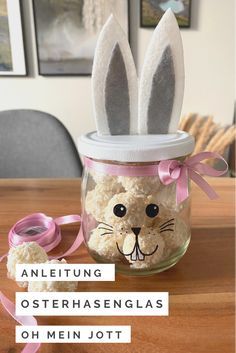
[131,227,141,236]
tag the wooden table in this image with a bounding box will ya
[0,178,234,353]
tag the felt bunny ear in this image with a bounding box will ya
[92,15,138,135]
[138,9,184,134]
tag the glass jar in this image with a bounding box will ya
[80,158,191,276]
[78,132,194,276]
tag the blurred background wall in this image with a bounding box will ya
[0,0,235,142]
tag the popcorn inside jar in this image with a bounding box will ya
[78,10,196,275]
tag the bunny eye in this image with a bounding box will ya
[113,204,127,218]
[146,204,159,218]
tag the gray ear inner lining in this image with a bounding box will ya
[147,45,175,134]
[105,43,130,135]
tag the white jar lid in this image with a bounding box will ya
[78,131,195,162]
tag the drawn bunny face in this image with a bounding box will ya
[96,192,176,263]
[85,174,178,264]
[92,9,184,136]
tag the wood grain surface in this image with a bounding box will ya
[0,178,234,353]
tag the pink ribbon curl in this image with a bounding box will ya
[0,291,40,353]
[158,152,228,204]
[0,213,83,353]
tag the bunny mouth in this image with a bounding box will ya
[116,235,159,262]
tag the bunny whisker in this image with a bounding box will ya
[100,232,114,236]
[160,223,175,230]
[98,227,114,232]
[160,218,175,228]
[98,222,113,229]
[160,229,174,233]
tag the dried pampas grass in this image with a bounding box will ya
[179,114,236,165]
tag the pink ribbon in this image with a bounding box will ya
[84,157,159,176]
[0,291,40,353]
[158,152,228,204]
[0,213,83,353]
[84,152,228,205]
[0,213,83,262]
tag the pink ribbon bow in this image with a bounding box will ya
[158,152,228,204]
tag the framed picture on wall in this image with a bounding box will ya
[33,0,129,76]
[0,0,27,76]
[140,0,191,28]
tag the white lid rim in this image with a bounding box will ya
[77,131,195,162]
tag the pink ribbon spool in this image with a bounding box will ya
[0,213,83,262]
